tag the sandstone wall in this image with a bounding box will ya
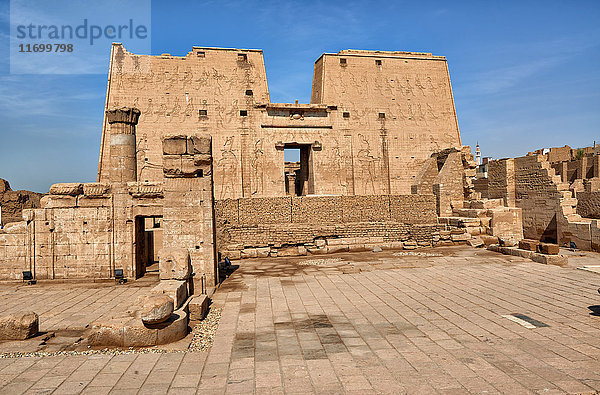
[100,45,461,198]
[577,192,600,219]
[0,178,42,226]
[312,50,461,194]
[215,194,441,258]
[0,222,26,280]
[216,194,437,226]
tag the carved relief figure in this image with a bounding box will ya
[356,134,379,195]
[331,138,347,193]
[250,139,264,196]
[217,137,238,199]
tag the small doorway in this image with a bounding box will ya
[134,216,163,278]
[284,144,312,196]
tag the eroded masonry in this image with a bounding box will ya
[0,43,598,291]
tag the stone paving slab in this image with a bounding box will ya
[0,247,598,393]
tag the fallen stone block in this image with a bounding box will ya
[481,235,499,246]
[531,254,567,266]
[519,239,539,251]
[151,280,187,309]
[89,309,188,347]
[467,237,484,248]
[0,312,39,340]
[372,246,383,253]
[499,238,518,247]
[538,243,559,255]
[188,295,209,321]
[159,248,192,280]
[140,294,174,325]
[451,233,472,242]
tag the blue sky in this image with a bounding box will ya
[0,0,599,192]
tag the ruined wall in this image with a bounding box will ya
[215,194,441,258]
[312,50,461,194]
[0,178,42,226]
[161,135,217,285]
[433,152,464,216]
[488,159,515,206]
[513,156,563,242]
[0,222,26,279]
[577,192,600,219]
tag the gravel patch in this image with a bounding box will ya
[298,257,345,266]
[393,251,443,257]
[189,307,222,352]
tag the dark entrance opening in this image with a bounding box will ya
[134,216,163,278]
[284,144,312,196]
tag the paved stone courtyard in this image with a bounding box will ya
[0,246,599,394]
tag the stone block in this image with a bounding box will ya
[538,243,559,255]
[0,312,39,340]
[519,239,538,251]
[188,295,209,321]
[451,233,472,242]
[159,248,192,280]
[151,280,187,309]
[163,136,188,155]
[49,183,83,196]
[139,294,174,325]
[188,136,212,155]
[531,253,567,266]
[467,237,484,248]
[241,248,258,259]
[256,247,270,258]
[83,183,111,197]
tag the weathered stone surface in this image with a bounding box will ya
[467,237,484,248]
[538,243,560,255]
[188,295,209,322]
[151,280,187,309]
[49,183,83,196]
[159,248,192,280]
[139,294,174,325]
[0,312,39,340]
[83,183,111,197]
[162,135,188,155]
[188,136,212,155]
[519,239,539,251]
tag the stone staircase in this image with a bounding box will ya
[438,198,524,243]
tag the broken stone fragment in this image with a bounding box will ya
[139,294,174,325]
[159,248,192,280]
[467,237,484,248]
[0,311,39,340]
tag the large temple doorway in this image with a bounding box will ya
[284,144,312,196]
[134,216,163,278]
